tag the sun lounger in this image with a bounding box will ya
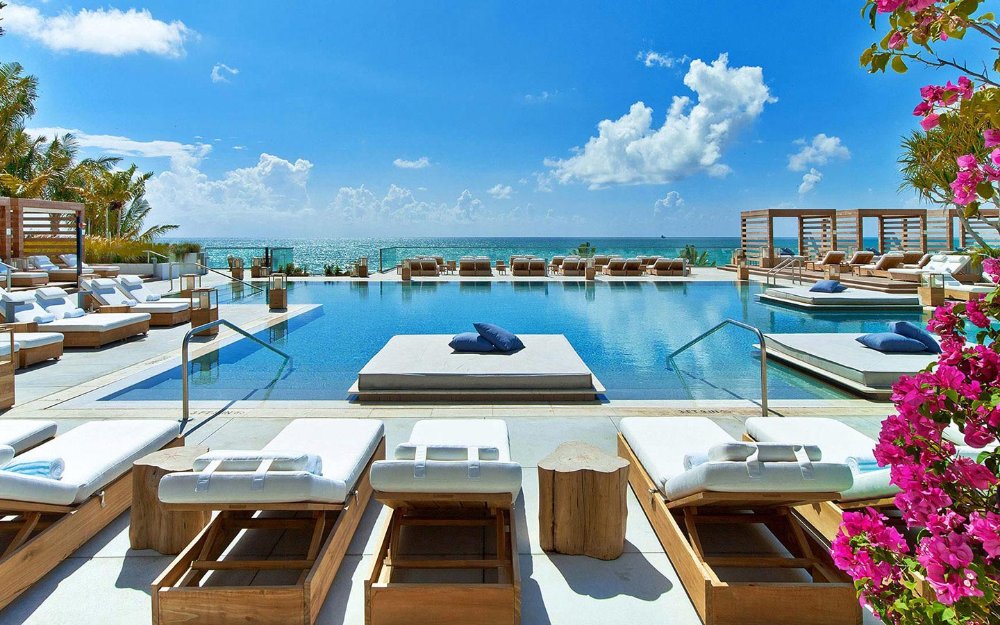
[528,258,547,276]
[27,287,150,347]
[757,285,920,309]
[27,255,92,283]
[640,255,659,267]
[549,256,565,272]
[841,250,874,269]
[897,250,925,265]
[560,257,586,276]
[744,417,897,542]
[855,252,904,277]
[648,257,687,276]
[623,258,642,276]
[804,250,845,271]
[367,419,521,625]
[0,419,181,610]
[942,272,995,301]
[618,417,858,625]
[603,258,627,276]
[82,277,190,326]
[511,257,531,276]
[59,253,120,278]
[592,255,612,268]
[888,254,976,283]
[7,327,63,368]
[0,420,57,453]
[1,266,48,287]
[154,419,385,625]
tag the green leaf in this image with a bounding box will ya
[957,0,978,17]
[891,55,908,73]
[860,48,874,66]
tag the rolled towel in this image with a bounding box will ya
[846,456,882,474]
[682,452,710,470]
[0,444,13,466]
[3,457,65,480]
[62,308,86,319]
[193,450,322,475]
[145,293,161,302]
[124,298,139,307]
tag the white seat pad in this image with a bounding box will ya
[13,332,63,349]
[619,417,853,501]
[0,420,57,454]
[159,419,384,505]
[131,301,189,314]
[370,419,521,495]
[43,312,150,332]
[746,417,896,501]
[0,420,178,505]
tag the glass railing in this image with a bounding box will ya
[203,246,294,273]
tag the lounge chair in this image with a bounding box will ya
[648,257,687,276]
[942,272,996,301]
[528,257,547,276]
[82,278,191,327]
[618,417,859,625]
[888,254,977,283]
[841,250,874,270]
[744,417,898,543]
[155,419,385,625]
[804,250,845,272]
[0,322,63,368]
[623,258,643,276]
[549,256,565,272]
[59,253,120,278]
[367,419,521,625]
[458,257,477,276]
[855,252,904,278]
[1,266,48,288]
[27,255,92,283]
[29,287,150,348]
[0,419,181,610]
[603,258,627,276]
[0,420,57,453]
[511,257,531,276]
[592,255,611,269]
[560,257,586,276]
[640,255,659,267]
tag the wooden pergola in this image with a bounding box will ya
[740,208,837,268]
[0,197,85,270]
[833,208,952,254]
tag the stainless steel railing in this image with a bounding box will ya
[666,319,769,418]
[766,256,804,286]
[180,319,292,431]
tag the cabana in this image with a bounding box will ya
[0,198,86,283]
[740,208,837,267]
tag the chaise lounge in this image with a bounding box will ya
[603,257,627,276]
[0,419,57,453]
[59,254,120,278]
[855,252,905,278]
[27,287,150,348]
[27,255,93,283]
[82,277,191,327]
[804,250,845,272]
[648,258,688,276]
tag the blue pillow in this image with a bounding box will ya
[856,333,929,353]
[449,332,496,353]
[810,280,846,293]
[474,322,525,352]
[889,321,941,354]
[779,247,795,256]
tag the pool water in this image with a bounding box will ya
[104,281,929,402]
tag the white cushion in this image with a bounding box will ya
[619,417,853,501]
[370,419,521,495]
[13,332,63,350]
[130,301,189,314]
[159,419,384,505]
[86,278,131,307]
[0,445,14,466]
[116,275,161,302]
[0,420,57,453]
[0,420,178,505]
[44,312,150,332]
[745,417,895,501]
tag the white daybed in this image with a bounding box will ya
[0,420,180,610]
[82,277,190,326]
[59,253,120,278]
[757,285,920,309]
[367,419,522,625]
[763,332,939,399]
[27,255,93,282]
[618,417,859,625]
[0,419,57,453]
[32,287,150,347]
[352,334,604,401]
[154,419,385,625]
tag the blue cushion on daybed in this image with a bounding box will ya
[449,332,496,352]
[810,280,846,293]
[856,333,929,353]
[474,322,524,352]
[889,321,941,354]
[779,247,795,256]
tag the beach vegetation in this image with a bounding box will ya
[571,242,596,257]
[679,244,715,267]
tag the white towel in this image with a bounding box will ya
[3,457,65,480]
[192,450,323,475]
[0,444,13,466]
[846,456,881,474]
[145,293,161,302]
[62,308,86,319]
[682,452,709,470]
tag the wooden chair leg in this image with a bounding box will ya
[2,512,41,558]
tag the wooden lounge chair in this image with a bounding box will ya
[592,255,612,269]
[154,419,386,625]
[0,321,63,368]
[624,258,642,276]
[841,250,874,270]
[511,257,531,277]
[603,258,627,276]
[28,287,150,348]
[640,256,659,268]
[2,266,48,288]
[83,278,191,327]
[458,257,478,276]
[618,417,859,625]
[560,257,586,276]
[942,273,996,301]
[367,419,521,625]
[898,250,925,265]
[744,417,899,543]
[549,256,565,272]
[888,254,978,283]
[27,255,92,283]
[59,254,120,278]
[648,258,687,276]
[804,251,845,272]
[0,420,181,610]
[0,420,57,453]
[528,258,547,276]
[855,252,904,278]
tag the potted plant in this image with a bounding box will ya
[171,242,202,264]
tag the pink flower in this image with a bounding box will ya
[968,512,1000,559]
[991,148,1000,167]
[913,101,933,116]
[888,31,906,49]
[950,168,983,205]
[876,0,905,11]
[982,257,1000,281]
[965,297,991,328]
[962,423,997,449]
[950,456,997,488]
[907,0,937,10]
[956,153,979,170]
[985,128,1000,147]
[920,113,940,130]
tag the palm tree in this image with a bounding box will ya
[680,244,715,267]
[571,242,596,258]
[117,196,177,241]
[75,164,154,237]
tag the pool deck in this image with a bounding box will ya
[0,271,889,625]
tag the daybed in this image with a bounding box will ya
[27,255,93,283]
[0,420,181,610]
[757,285,920,309]
[560,257,586,276]
[26,287,150,347]
[82,277,190,326]
[458,257,492,277]
[2,267,48,288]
[618,417,858,625]
[5,323,63,368]
[59,253,120,278]
[942,273,996,301]
[367,419,521,625]
[511,257,531,276]
[887,254,978,283]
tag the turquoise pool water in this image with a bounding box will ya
[104,281,929,402]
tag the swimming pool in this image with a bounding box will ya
[104,281,928,402]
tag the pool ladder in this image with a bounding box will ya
[666,319,769,418]
[765,256,804,286]
[180,318,292,432]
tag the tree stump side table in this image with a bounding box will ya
[538,441,629,560]
[129,445,210,555]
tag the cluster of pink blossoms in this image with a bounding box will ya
[832,259,1000,613]
[877,0,937,12]
[951,129,1000,206]
[912,76,973,130]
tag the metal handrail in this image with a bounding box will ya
[766,256,804,286]
[193,261,264,294]
[180,318,292,430]
[144,250,170,263]
[666,319,769,418]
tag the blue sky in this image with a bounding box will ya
[2,1,990,238]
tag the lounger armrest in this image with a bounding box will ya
[98,305,131,314]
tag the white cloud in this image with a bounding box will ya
[487,184,513,199]
[533,172,553,193]
[393,156,430,169]
[3,3,191,57]
[27,126,211,169]
[524,90,555,103]
[653,191,684,215]
[788,134,850,171]
[546,54,776,189]
[233,145,246,150]
[211,63,239,83]
[636,50,689,68]
[798,168,823,194]
[329,185,481,225]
